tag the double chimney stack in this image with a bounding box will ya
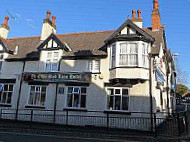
[40,10,57,41]
[132,9,143,28]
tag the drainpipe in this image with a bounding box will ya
[53,58,62,123]
[15,60,26,120]
[149,53,153,131]
[166,69,170,116]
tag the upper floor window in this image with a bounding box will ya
[142,44,148,67]
[28,86,46,107]
[88,60,100,73]
[45,51,59,72]
[119,43,138,66]
[0,54,4,72]
[111,45,116,68]
[0,84,14,104]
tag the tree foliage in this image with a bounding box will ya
[176,84,189,96]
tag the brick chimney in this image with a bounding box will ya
[131,9,143,28]
[152,0,161,31]
[0,16,10,39]
[40,10,56,41]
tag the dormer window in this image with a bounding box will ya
[45,51,59,72]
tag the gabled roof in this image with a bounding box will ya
[105,19,155,44]
[37,33,71,51]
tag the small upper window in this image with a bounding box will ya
[45,51,59,72]
[88,60,100,73]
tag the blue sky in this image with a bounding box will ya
[0,0,190,87]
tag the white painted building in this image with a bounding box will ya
[0,0,176,123]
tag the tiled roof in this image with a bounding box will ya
[143,28,165,55]
[2,28,164,60]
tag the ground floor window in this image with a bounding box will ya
[0,84,14,104]
[107,88,129,111]
[67,87,87,108]
[28,86,46,106]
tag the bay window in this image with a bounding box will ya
[119,43,138,66]
[111,42,150,68]
[28,86,46,106]
[45,51,59,72]
[107,88,129,111]
[0,84,14,104]
[67,87,87,108]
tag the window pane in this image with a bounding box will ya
[107,89,114,95]
[68,87,73,93]
[81,95,86,108]
[122,97,129,110]
[73,94,79,107]
[41,93,46,106]
[81,88,86,94]
[41,87,46,92]
[67,94,72,107]
[120,44,127,53]
[73,88,80,93]
[108,96,114,110]
[52,63,58,71]
[122,89,128,96]
[119,55,128,65]
[7,92,12,104]
[29,92,35,105]
[53,52,59,58]
[9,85,13,91]
[115,89,121,95]
[47,52,52,58]
[4,85,8,91]
[31,86,35,92]
[115,96,121,110]
[129,44,137,53]
[2,93,6,103]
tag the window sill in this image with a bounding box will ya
[109,66,149,70]
[0,103,12,107]
[63,107,87,112]
[104,110,131,115]
[25,105,45,109]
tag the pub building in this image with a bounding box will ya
[0,0,176,120]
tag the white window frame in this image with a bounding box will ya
[106,87,130,111]
[0,83,14,104]
[111,44,116,68]
[142,43,149,68]
[118,43,138,67]
[88,60,100,73]
[45,51,59,72]
[27,85,47,107]
[66,86,87,108]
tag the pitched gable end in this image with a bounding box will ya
[37,34,71,51]
[105,19,155,44]
[0,39,10,53]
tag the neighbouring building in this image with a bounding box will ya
[0,0,176,123]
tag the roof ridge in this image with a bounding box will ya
[8,35,40,40]
[57,30,115,36]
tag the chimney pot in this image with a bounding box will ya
[132,9,136,19]
[137,10,141,19]
[52,15,56,25]
[46,10,51,20]
[4,16,9,25]
[154,0,159,9]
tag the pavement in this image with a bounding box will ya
[0,132,139,142]
[1,132,190,142]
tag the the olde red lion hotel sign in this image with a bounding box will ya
[23,72,91,83]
